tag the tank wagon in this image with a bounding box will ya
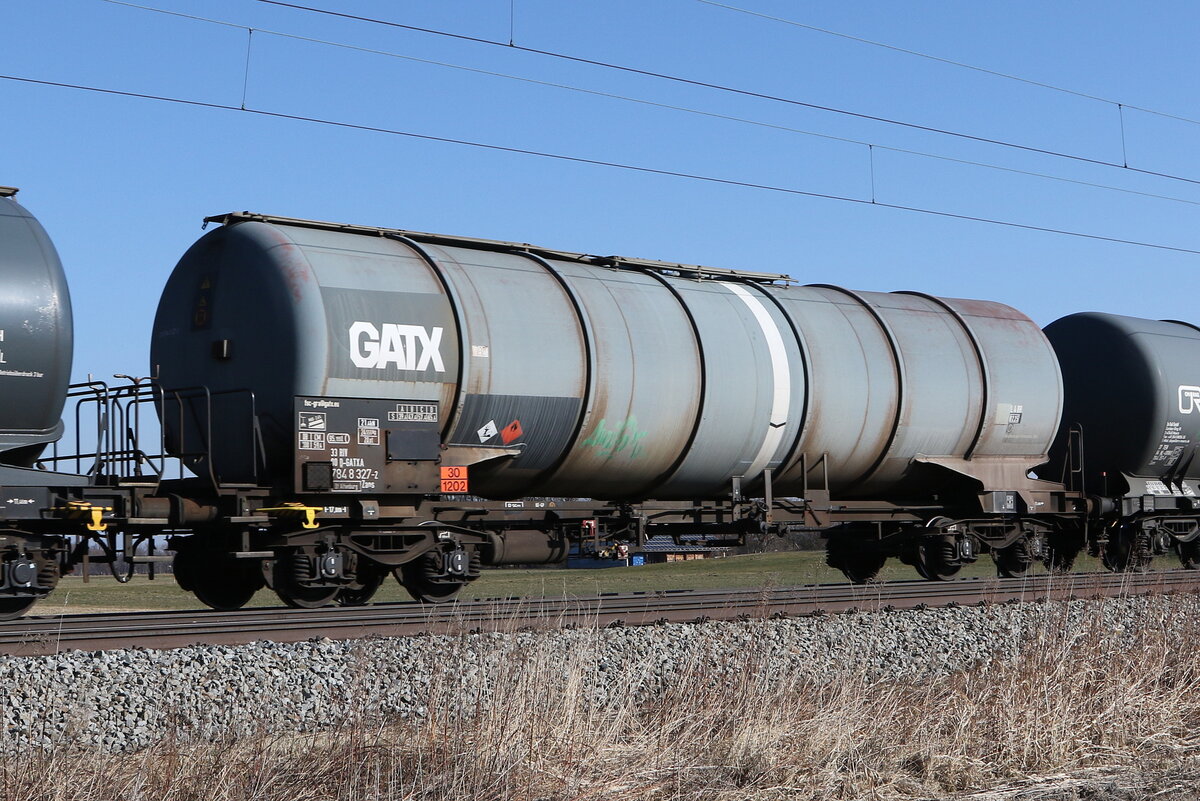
[1042,314,1200,571]
[2,192,1200,618]
[147,211,1077,598]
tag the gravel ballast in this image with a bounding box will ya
[0,593,1195,753]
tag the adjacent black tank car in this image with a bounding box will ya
[1043,313,1200,571]
[0,188,1197,618]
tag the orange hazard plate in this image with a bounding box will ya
[440,466,469,493]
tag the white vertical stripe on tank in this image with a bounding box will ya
[725,282,790,480]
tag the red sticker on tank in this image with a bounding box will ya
[500,419,524,444]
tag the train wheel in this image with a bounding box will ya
[1101,525,1150,573]
[174,544,264,611]
[0,596,38,620]
[37,555,60,593]
[336,562,387,606]
[1042,526,1084,573]
[397,552,469,604]
[0,545,62,619]
[914,539,961,581]
[1178,540,1200,570]
[842,553,886,584]
[276,585,340,609]
[193,575,260,611]
[994,539,1034,578]
[1043,546,1080,573]
[274,551,339,609]
[825,535,885,584]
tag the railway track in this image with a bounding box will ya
[2,570,1198,656]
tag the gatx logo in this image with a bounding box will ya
[1179,385,1200,414]
[349,322,446,372]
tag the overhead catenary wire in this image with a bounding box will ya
[693,0,1200,128]
[91,0,1200,210]
[251,0,1200,189]
[5,71,1200,258]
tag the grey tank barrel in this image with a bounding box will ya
[1044,312,1200,494]
[151,213,1063,501]
[0,189,73,466]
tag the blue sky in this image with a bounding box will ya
[3,0,1200,385]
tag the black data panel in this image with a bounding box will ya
[293,397,440,493]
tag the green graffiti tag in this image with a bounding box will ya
[580,415,648,459]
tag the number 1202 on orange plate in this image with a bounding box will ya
[439,466,469,493]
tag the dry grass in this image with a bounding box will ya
[5,601,1200,800]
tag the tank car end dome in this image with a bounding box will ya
[0,189,73,467]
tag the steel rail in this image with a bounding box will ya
[3,570,1198,656]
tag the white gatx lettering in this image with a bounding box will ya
[349,322,379,368]
[350,322,446,372]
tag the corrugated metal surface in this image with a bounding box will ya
[0,194,72,465]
